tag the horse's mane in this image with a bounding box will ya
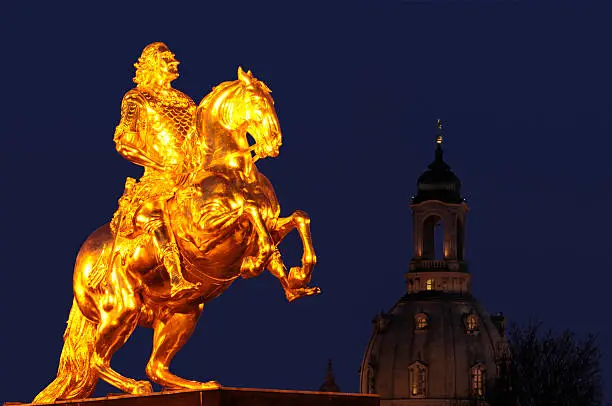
[197,76,272,131]
[197,81,241,130]
[189,74,273,170]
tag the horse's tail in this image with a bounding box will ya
[33,299,98,404]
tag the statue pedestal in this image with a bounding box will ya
[7,387,379,406]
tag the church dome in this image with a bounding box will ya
[412,132,463,205]
[360,122,508,404]
[360,289,507,402]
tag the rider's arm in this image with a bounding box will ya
[114,94,166,171]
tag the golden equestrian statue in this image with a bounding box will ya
[33,42,319,404]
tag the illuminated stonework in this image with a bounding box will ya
[33,43,320,404]
[406,271,471,294]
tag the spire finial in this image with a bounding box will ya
[434,119,444,163]
[319,358,341,392]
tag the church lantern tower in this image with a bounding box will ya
[359,121,508,405]
[407,120,470,294]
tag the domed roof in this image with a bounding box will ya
[360,288,507,401]
[359,120,507,402]
[412,133,463,205]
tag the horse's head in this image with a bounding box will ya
[197,67,282,160]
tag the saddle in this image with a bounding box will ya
[87,178,153,289]
[110,176,175,238]
[110,177,141,237]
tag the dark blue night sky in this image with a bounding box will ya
[2,1,611,403]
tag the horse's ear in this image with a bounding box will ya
[238,66,252,86]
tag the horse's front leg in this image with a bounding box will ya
[146,303,220,390]
[271,210,317,290]
[266,250,320,302]
[239,201,275,277]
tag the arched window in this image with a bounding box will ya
[470,364,486,398]
[464,310,479,334]
[426,279,434,291]
[467,314,478,331]
[415,313,428,330]
[366,364,375,393]
[422,215,444,259]
[408,362,427,398]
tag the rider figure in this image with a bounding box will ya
[112,42,199,297]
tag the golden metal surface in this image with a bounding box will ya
[33,42,319,404]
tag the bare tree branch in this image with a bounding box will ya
[488,321,603,406]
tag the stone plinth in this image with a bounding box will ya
[6,387,379,406]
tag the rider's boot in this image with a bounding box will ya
[138,199,199,297]
[160,241,200,297]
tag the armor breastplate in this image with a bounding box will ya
[138,89,196,166]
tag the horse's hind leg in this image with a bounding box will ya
[146,304,220,390]
[90,267,152,394]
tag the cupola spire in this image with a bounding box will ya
[412,119,461,204]
[435,118,443,145]
[434,119,445,166]
[408,119,469,282]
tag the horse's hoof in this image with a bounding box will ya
[133,380,153,394]
[304,286,321,296]
[199,380,221,390]
[285,286,321,302]
[288,266,313,289]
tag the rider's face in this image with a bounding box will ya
[157,50,179,83]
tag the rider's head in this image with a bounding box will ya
[133,42,180,88]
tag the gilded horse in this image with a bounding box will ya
[33,68,319,404]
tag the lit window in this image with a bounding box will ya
[409,363,427,397]
[471,365,485,398]
[466,314,478,331]
[415,313,428,330]
[426,279,434,290]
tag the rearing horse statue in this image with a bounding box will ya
[33,68,319,404]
